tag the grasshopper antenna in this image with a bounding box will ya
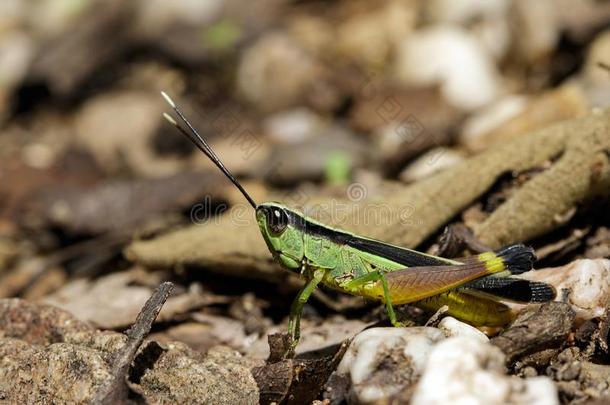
[161,92,257,209]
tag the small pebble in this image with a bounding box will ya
[399,147,465,183]
[337,327,444,404]
[237,32,321,112]
[437,316,489,342]
[460,95,528,150]
[395,26,502,111]
[263,108,324,144]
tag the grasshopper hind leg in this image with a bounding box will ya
[344,271,404,327]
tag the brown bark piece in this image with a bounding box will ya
[491,302,576,363]
[252,339,350,405]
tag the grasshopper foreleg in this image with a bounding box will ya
[344,271,404,327]
[288,268,326,348]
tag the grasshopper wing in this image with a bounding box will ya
[376,244,537,304]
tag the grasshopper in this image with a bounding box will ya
[161,92,556,348]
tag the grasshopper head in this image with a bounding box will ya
[256,202,303,271]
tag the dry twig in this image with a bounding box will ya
[94,281,174,404]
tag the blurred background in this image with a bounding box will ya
[2,0,610,361]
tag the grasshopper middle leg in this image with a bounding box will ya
[343,270,404,327]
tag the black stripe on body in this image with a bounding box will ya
[285,208,455,267]
[345,237,455,267]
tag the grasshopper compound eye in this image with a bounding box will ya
[266,207,288,235]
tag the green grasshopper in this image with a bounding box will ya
[161,92,556,348]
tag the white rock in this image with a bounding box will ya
[395,26,502,111]
[237,32,320,112]
[412,337,559,405]
[337,327,445,404]
[376,122,409,161]
[460,95,528,149]
[424,0,511,60]
[74,90,170,175]
[22,143,56,169]
[263,108,324,144]
[516,259,610,320]
[438,317,488,342]
[399,147,465,183]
